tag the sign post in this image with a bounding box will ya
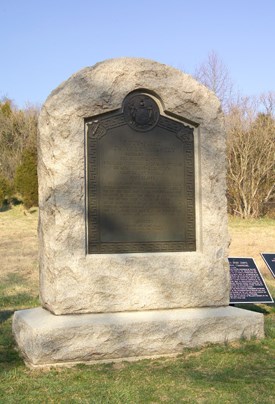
[229,257,273,304]
[261,253,275,278]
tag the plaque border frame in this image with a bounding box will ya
[85,91,198,254]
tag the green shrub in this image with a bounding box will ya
[14,149,38,208]
[0,175,12,207]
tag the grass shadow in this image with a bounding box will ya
[0,293,39,309]
[0,310,14,323]
[0,295,38,370]
[0,198,23,212]
[231,303,270,314]
[0,203,11,212]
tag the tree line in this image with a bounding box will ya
[0,99,38,208]
[0,54,274,218]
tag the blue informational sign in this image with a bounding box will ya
[229,257,274,304]
[261,253,275,278]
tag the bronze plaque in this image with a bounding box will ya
[86,92,196,253]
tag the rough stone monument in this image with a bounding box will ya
[13,58,264,368]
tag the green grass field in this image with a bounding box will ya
[0,207,274,403]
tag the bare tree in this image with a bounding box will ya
[194,51,234,111]
[260,91,275,115]
[195,52,274,218]
[226,96,275,218]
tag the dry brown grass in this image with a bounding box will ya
[0,205,38,297]
[0,207,274,298]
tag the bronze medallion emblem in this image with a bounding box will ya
[123,93,160,131]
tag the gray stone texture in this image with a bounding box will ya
[13,306,264,368]
[38,58,230,315]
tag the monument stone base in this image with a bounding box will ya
[13,306,264,369]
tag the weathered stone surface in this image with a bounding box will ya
[13,306,264,368]
[13,59,265,368]
[37,58,230,315]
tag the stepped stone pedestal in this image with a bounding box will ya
[12,58,265,368]
[13,306,264,368]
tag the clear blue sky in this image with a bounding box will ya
[1,0,274,108]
